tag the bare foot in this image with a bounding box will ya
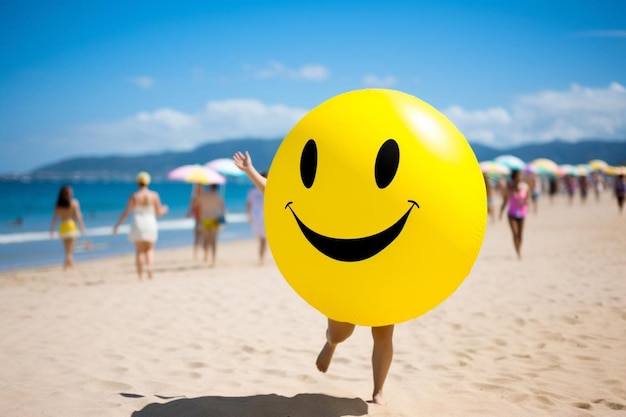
[316,341,336,372]
[371,392,386,405]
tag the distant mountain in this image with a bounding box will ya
[473,140,626,167]
[29,138,626,180]
[30,138,281,180]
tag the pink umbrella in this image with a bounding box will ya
[167,164,226,185]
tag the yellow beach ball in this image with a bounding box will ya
[265,89,486,326]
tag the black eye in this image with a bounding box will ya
[375,139,399,189]
[300,139,317,188]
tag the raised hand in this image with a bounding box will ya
[233,151,253,173]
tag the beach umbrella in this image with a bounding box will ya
[529,158,559,175]
[167,164,226,185]
[605,166,626,176]
[494,154,526,171]
[205,158,247,177]
[558,164,578,176]
[576,164,593,176]
[479,160,511,175]
[588,159,609,172]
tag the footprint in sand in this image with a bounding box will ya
[593,399,625,410]
[187,361,208,369]
[111,366,129,375]
[88,379,133,391]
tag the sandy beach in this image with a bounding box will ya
[0,193,624,417]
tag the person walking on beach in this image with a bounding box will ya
[614,174,625,214]
[578,174,589,204]
[483,173,496,223]
[191,183,226,267]
[234,151,393,405]
[565,175,577,205]
[187,184,204,260]
[113,172,168,280]
[591,171,605,202]
[49,185,87,270]
[548,176,559,204]
[499,169,530,260]
[246,172,268,264]
[529,172,542,214]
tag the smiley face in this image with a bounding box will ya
[265,89,486,326]
[284,136,420,262]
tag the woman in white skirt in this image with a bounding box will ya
[114,172,169,280]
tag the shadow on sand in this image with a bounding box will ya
[130,393,368,417]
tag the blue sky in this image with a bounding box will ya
[1,0,625,173]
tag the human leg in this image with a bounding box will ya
[144,242,155,279]
[371,325,394,405]
[134,242,144,280]
[258,237,267,265]
[516,218,525,259]
[507,216,522,259]
[316,319,355,372]
[193,224,201,260]
[62,238,75,270]
[203,229,217,266]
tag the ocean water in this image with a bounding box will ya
[0,178,256,271]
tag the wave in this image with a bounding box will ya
[0,213,249,244]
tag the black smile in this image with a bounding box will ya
[285,200,419,262]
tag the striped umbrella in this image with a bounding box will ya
[558,164,578,176]
[480,160,511,175]
[167,164,226,185]
[588,159,609,172]
[605,166,626,176]
[494,154,526,171]
[528,158,559,175]
[576,164,593,176]
[206,158,248,177]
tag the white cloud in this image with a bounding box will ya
[444,83,626,147]
[253,61,330,81]
[297,64,330,81]
[69,99,307,155]
[15,83,625,170]
[130,76,154,89]
[362,74,397,87]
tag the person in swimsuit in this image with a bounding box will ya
[49,185,87,270]
[591,171,605,202]
[234,151,393,405]
[614,174,625,214]
[565,174,577,205]
[529,172,542,214]
[187,184,204,260]
[114,172,169,280]
[499,169,530,260]
[578,174,589,204]
[191,183,226,266]
[247,171,268,264]
[548,176,559,204]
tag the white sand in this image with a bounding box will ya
[1,193,624,417]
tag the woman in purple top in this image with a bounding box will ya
[499,170,530,260]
